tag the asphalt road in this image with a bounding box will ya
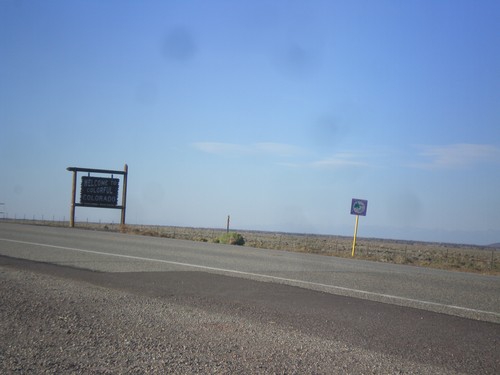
[1,222,500,373]
[0,222,498,323]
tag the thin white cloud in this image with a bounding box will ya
[310,153,369,169]
[254,142,304,157]
[411,144,500,169]
[192,142,250,155]
[279,152,370,169]
[193,142,376,169]
[192,142,304,157]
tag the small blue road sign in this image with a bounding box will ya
[351,199,368,216]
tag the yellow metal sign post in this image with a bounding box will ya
[351,214,360,257]
[350,198,367,257]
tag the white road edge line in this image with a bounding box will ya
[1,237,499,321]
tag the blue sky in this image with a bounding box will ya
[1,1,499,245]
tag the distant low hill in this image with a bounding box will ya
[488,243,500,248]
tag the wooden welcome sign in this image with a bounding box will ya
[67,165,128,227]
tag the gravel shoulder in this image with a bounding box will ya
[0,259,496,374]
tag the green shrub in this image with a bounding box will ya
[216,232,245,246]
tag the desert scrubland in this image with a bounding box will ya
[4,219,497,275]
